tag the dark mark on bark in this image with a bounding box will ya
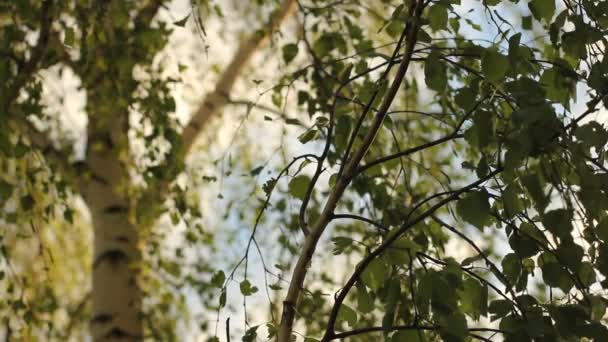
[93,249,129,268]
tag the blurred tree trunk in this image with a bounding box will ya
[81,0,297,340]
[83,179,143,341]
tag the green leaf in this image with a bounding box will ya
[20,195,34,211]
[313,33,346,57]
[288,175,311,200]
[528,0,555,22]
[424,50,447,91]
[556,240,583,271]
[0,180,13,202]
[331,236,352,255]
[239,279,258,296]
[502,183,524,218]
[597,218,608,242]
[282,43,298,64]
[482,49,509,82]
[458,278,488,320]
[591,295,607,321]
[501,253,522,286]
[250,166,264,176]
[428,5,448,31]
[219,289,227,308]
[542,209,573,239]
[522,15,533,30]
[262,178,276,196]
[539,253,573,292]
[243,325,258,342]
[64,27,75,46]
[521,172,549,211]
[174,14,190,27]
[575,122,608,150]
[578,261,596,287]
[361,258,387,290]
[455,85,478,111]
[356,282,374,313]
[337,304,357,327]
[465,110,494,149]
[489,300,512,320]
[456,190,492,229]
[508,33,522,68]
[562,30,587,59]
[509,229,540,258]
[211,271,225,288]
[297,129,319,144]
[439,312,468,340]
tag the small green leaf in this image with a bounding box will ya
[428,4,448,32]
[502,253,522,286]
[174,14,190,27]
[250,166,264,176]
[489,299,512,320]
[64,27,75,46]
[219,289,227,307]
[528,0,555,22]
[262,178,276,196]
[597,218,608,242]
[522,16,533,30]
[211,270,225,288]
[297,129,319,144]
[0,180,13,202]
[361,258,387,290]
[440,312,468,340]
[20,195,35,211]
[424,50,447,91]
[337,304,357,327]
[288,175,311,200]
[239,279,258,296]
[458,278,488,320]
[465,110,494,149]
[356,282,374,314]
[509,230,539,258]
[578,261,596,287]
[243,325,258,342]
[456,190,492,229]
[542,209,573,239]
[482,49,509,82]
[503,183,524,218]
[282,43,298,64]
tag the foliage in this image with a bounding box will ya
[2,0,608,341]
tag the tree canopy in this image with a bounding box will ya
[1,0,608,341]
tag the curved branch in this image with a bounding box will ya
[332,213,389,232]
[329,324,437,340]
[182,0,298,153]
[321,168,502,341]
[357,133,464,175]
[329,324,506,341]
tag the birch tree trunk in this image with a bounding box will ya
[79,0,297,340]
[82,149,143,341]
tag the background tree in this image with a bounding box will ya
[2,0,608,342]
[1,0,296,340]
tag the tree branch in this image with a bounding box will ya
[181,0,298,153]
[357,133,464,175]
[276,2,426,340]
[321,168,502,341]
